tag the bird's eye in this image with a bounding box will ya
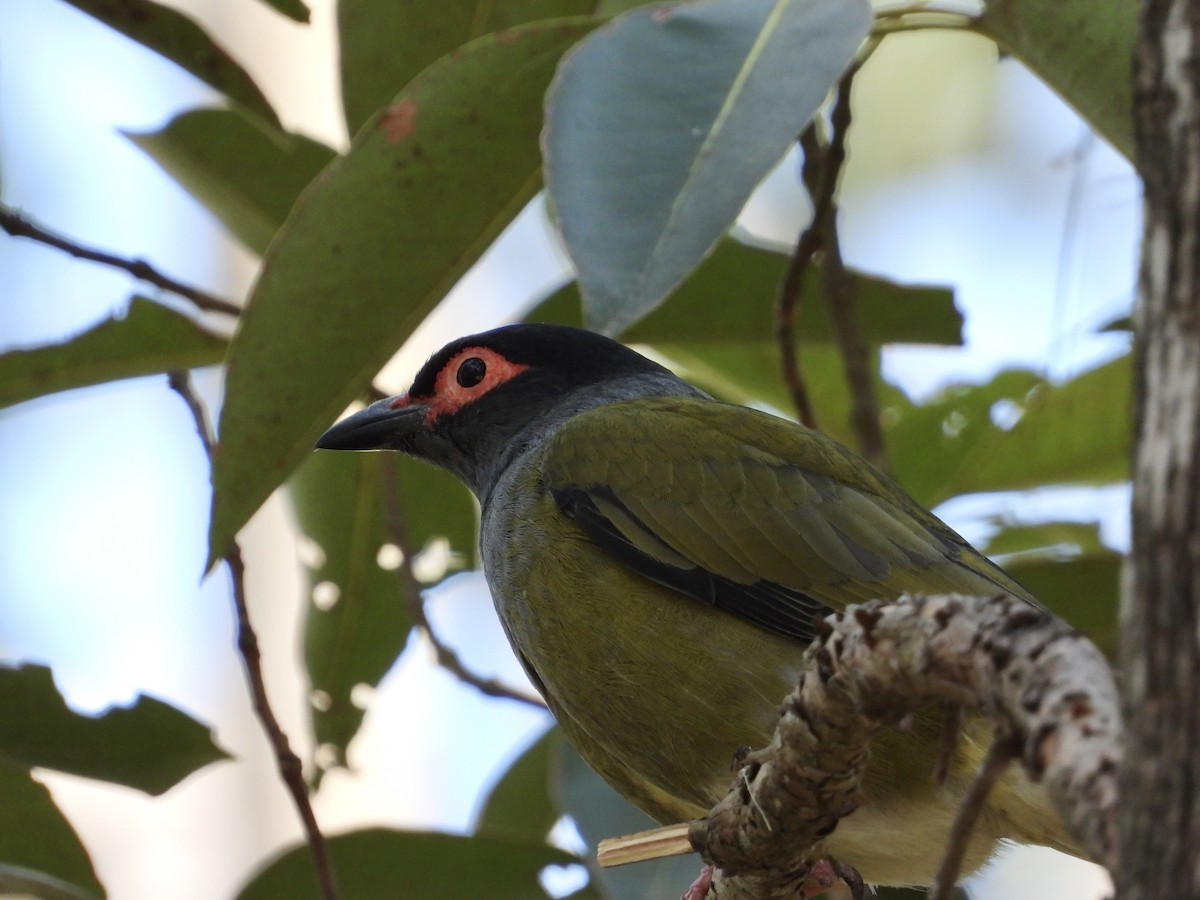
[456,356,487,388]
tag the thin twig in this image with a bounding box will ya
[818,69,889,471]
[774,125,825,430]
[930,733,1021,900]
[377,454,546,709]
[2,204,240,316]
[166,371,341,900]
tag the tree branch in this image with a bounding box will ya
[166,371,341,900]
[775,61,888,475]
[818,73,889,472]
[774,126,825,431]
[376,455,545,709]
[685,593,1119,900]
[2,204,241,316]
[1121,0,1200,894]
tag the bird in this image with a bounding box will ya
[316,323,1077,887]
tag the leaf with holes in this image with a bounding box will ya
[0,663,228,794]
[888,356,1130,507]
[289,451,476,774]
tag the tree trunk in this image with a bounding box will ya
[1121,0,1200,896]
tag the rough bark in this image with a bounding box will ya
[1121,0,1200,896]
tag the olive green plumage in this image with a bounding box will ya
[316,324,1077,886]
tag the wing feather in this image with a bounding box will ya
[545,397,1035,643]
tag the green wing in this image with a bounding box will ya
[544,397,1035,643]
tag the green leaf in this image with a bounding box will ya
[338,0,600,134]
[127,108,337,256]
[476,727,558,843]
[288,452,475,773]
[544,0,871,334]
[975,0,1136,159]
[256,0,310,23]
[61,0,279,127]
[550,737,701,900]
[209,19,599,563]
[0,663,228,795]
[237,829,577,899]
[887,356,1130,507]
[0,761,102,900]
[0,297,226,411]
[528,239,963,346]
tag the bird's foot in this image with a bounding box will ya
[802,857,864,900]
[680,864,713,900]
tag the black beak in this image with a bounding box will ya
[316,397,428,451]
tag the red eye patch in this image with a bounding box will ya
[419,346,530,424]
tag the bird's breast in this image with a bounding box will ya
[481,452,805,822]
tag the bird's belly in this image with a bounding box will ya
[483,489,799,819]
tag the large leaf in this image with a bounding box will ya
[528,240,962,346]
[209,20,599,563]
[62,0,278,127]
[975,0,1136,159]
[475,727,559,843]
[0,297,226,411]
[544,0,871,335]
[289,452,475,772]
[0,761,102,900]
[237,829,577,899]
[338,0,600,135]
[127,108,337,255]
[0,664,228,795]
[889,355,1131,507]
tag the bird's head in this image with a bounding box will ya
[316,323,690,497]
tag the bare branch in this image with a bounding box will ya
[686,593,1119,900]
[774,125,825,431]
[166,372,341,900]
[774,64,888,471]
[376,455,546,709]
[818,72,889,472]
[1,204,241,316]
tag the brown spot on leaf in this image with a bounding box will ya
[378,100,418,144]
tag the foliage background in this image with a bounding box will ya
[0,0,1135,897]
